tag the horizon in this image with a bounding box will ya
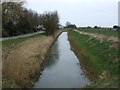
[25,0,119,27]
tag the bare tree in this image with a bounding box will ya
[2,2,59,37]
[41,11,59,36]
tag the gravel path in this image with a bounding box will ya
[0,31,44,41]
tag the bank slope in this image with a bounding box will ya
[68,30,119,88]
[2,30,62,88]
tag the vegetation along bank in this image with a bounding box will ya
[2,30,63,88]
[68,29,119,88]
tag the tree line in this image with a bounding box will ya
[2,2,59,37]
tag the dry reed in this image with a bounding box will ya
[2,31,62,88]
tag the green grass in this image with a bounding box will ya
[68,30,119,88]
[87,77,118,88]
[2,33,45,49]
[78,28,118,37]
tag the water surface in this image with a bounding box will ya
[34,32,90,88]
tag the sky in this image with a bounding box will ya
[25,0,119,27]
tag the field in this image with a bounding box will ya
[78,28,118,37]
[68,30,119,88]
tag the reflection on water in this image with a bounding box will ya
[34,32,90,88]
[44,40,59,68]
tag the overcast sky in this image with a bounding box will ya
[26,0,119,27]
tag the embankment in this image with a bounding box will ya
[2,30,63,88]
[68,30,118,88]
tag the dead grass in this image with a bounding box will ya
[2,30,62,88]
[0,47,2,89]
[75,30,118,49]
[75,30,118,43]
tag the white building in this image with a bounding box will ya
[37,25,45,31]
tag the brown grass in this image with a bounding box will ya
[75,30,118,49]
[75,30,118,43]
[0,46,2,89]
[2,30,62,88]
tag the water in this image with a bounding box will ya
[33,32,90,88]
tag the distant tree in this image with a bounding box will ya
[65,22,71,27]
[66,24,76,28]
[118,26,120,29]
[2,2,41,37]
[113,25,118,29]
[41,11,59,36]
[17,17,30,34]
[2,2,25,36]
[3,21,18,36]
[87,26,92,29]
[94,26,98,29]
[2,2,59,37]
[58,24,64,29]
[2,2,24,28]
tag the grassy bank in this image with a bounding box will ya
[2,30,62,88]
[78,28,118,37]
[2,33,46,49]
[2,33,45,88]
[68,30,119,88]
